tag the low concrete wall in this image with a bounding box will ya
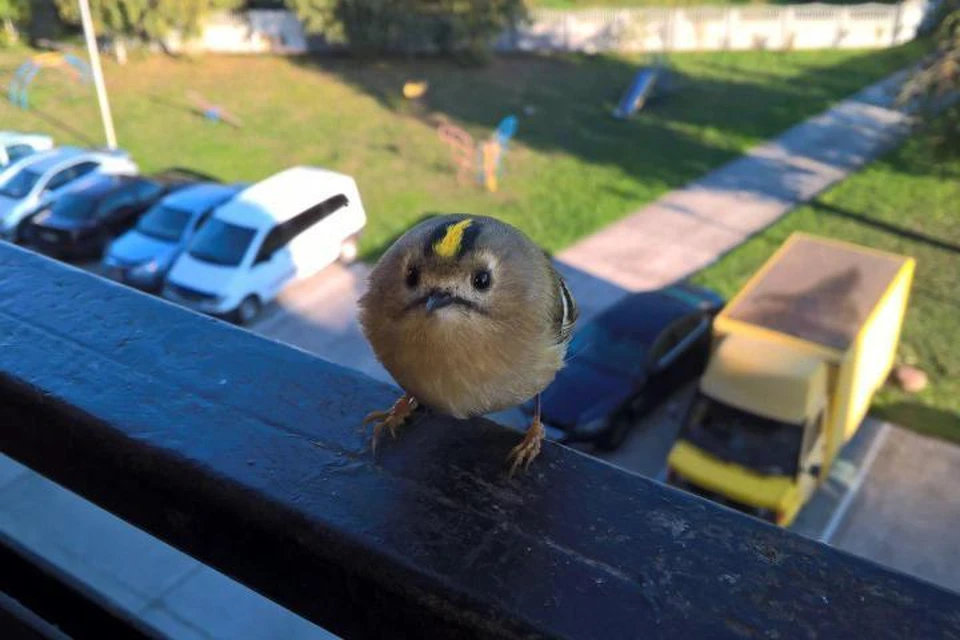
[178,0,936,55]
[501,1,933,53]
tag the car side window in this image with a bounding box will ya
[45,161,99,193]
[649,327,681,369]
[45,167,76,192]
[254,227,284,265]
[194,209,214,231]
[651,315,706,369]
[6,144,34,163]
[277,194,349,245]
[95,187,137,218]
[133,180,165,203]
[73,161,99,178]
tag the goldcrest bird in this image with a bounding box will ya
[358,214,578,475]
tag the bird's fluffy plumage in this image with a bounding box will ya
[359,214,577,419]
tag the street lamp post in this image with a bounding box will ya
[77,0,117,149]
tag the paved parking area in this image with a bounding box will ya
[824,426,960,594]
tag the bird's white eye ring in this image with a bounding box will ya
[405,265,420,289]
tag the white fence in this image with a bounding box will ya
[502,1,933,53]
[168,10,309,55]
[182,1,936,55]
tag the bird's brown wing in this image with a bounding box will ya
[554,271,578,345]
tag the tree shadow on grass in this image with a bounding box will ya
[809,199,960,255]
[875,400,960,444]
[288,45,923,206]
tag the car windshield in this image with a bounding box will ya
[51,193,97,221]
[187,218,256,267]
[570,323,647,378]
[0,168,42,199]
[683,395,803,477]
[137,204,193,242]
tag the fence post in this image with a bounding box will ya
[726,7,739,50]
[892,1,904,45]
[667,7,676,51]
[782,6,796,50]
[837,6,852,47]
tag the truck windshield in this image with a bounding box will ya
[683,395,803,477]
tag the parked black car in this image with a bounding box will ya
[21,168,217,260]
[522,282,725,451]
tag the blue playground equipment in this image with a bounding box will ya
[613,67,659,119]
[494,115,518,150]
[613,56,676,119]
[8,53,92,110]
[477,115,518,187]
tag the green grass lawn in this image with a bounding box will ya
[0,43,924,258]
[693,125,960,443]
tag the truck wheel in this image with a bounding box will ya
[595,412,632,451]
[235,296,261,326]
[339,237,359,264]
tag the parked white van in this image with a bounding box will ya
[162,166,365,324]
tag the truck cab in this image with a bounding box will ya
[667,234,914,527]
[669,335,829,525]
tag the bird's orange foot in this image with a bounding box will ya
[506,416,545,477]
[362,394,418,454]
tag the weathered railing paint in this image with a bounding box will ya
[1,243,959,639]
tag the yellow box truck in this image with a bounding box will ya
[666,233,914,527]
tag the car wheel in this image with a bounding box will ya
[595,411,633,451]
[235,296,261,326]
[338,237,359,264]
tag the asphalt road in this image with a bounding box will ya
[826,426,960,594]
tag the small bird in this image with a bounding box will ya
[358,214,577,475]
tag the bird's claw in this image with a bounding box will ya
[362,394,418,454]
[506,419,545,478]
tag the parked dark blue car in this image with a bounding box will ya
[523,282,725,451]
[101,181,246,293]
[21,168,215,261]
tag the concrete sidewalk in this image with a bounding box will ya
[560,71,912,291]
[0,69,923,637]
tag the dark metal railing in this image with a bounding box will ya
[1,242,958,640]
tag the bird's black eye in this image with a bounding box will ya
[405,266,420,289]
[472,269,492,291]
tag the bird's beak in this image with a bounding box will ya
[424,291,455,312]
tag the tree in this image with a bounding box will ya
[286,0,527,62]
[898,0,960,157]
[54,0,243,62]
[0,0,30,45]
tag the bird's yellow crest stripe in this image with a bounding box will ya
[433,218,473,258]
